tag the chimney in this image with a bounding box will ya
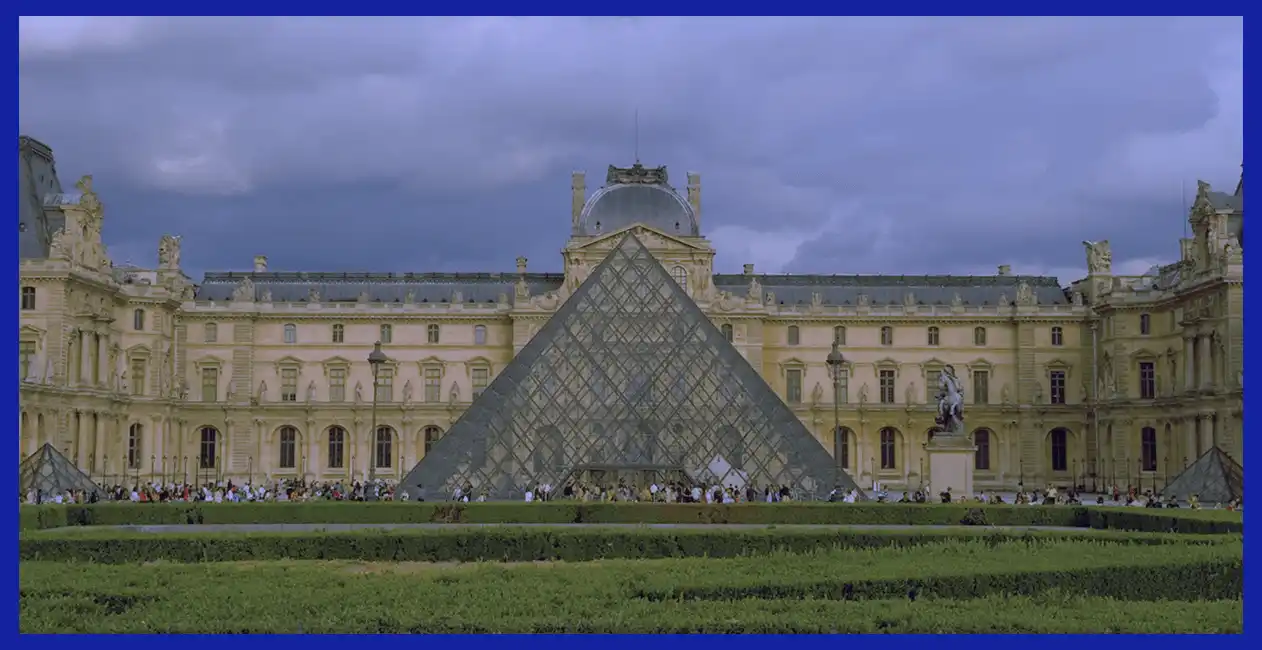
[687,172,702,229]
[571,172,586,233]
[743,263,755,276]
[516,256,528,275]
[997,265,1011,276]
[254,255,268,272]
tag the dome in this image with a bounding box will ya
[578,164,698,237]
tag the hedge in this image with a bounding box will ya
[18,501,1243,533]
[18,526,1230,564]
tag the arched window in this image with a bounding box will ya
[927,326,940,346]
[1051,326,1063,346]
[974,327,987,346]
[787,325,800,346]
[1049,428,1068,472]
[128,423,142,469]
[880,326,893,346]
[721,324,734,342]
[199,427,218,469]
[204,322,218,343]
[669,266,688,292]
[380,324,393,344]
[973,429,991,471]
[427,324,440,344]
[327,426,346,469]
[879,427,897,469]
[283,323,297,344]
[1141,426,1158,472]
[133,309,146,331]
[21,286,36,310]
[423,425,444,454]
[833,325,846,345]
[374,426,394,468]
[1139,313,1151,336]
[833,426,850,470]
[278,426,298,469]
[473,325,487,345]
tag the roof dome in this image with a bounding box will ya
[578,163,698,237]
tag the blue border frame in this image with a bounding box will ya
[11,9,1254,644]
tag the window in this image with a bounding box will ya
[785,368,803,404]
[19,341,35,380]
[201,367,218,402]
[375,426,393,468]
[786,326,800,346]
[426,324,440,344]
[972,370,989,405]
[879,428,897,469]
[879,369,896,404]
[1139,313,1151,336]
[380,324,393,344]
[1139,361,1156,399]
[472,367,489,398]
[278,426,298,469]
[721,324,733,342]
[835,367,849,404]
[1051,326,1063,346]
[281,368,298,402]
[880,326,893,346]
[331,324,344,343]
[974,327,987,346]
[204,323,218,343]
[329,368,346,402]
[130,358,146,396]
[833,326,846,345]
[833,427,849,470]
[1141,426,1158,471]
[670,266,688,290]
[375,368,394,402]
[327,427,346,469]
[424,367,442,402]
[473,325,487,345]
[199,427,218,469]
[128,423,142,469]
[927,326,940,346]
[1050,428,1068,472]
[1049,370,1066,404]
[20,286,35,310]
[423,426,444,454]
[283,324,297,344]
[133,309,146,331]
[974,429,991,471]
[925,369,941,403]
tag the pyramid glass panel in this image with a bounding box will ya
[400,232,859,500]
[19,443,103,499]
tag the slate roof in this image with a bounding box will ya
[1160,446,1243,504]
[195,271,566,303]
[18,136,65,260]
[715,274,1069,306]
[579,183,699,237]
[19,443,103,499]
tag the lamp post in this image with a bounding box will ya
[183,456,188,486]
[248,456,254,485]
[103,455,109,487]
[825,339,845,492]
[150,455,156,484]
[367,341,388,501]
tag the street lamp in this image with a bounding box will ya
[367,341,388,501]
[825,339,845,491]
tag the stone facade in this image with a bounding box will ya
[18,141,1244,493]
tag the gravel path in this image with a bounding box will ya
[45,522,1089,534]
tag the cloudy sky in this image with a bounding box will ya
[19,16,1242,283]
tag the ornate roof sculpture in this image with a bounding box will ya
[1160,447,1243,505]
[577,163,699,237]
[400,232,858,501]
[19,443,102,499]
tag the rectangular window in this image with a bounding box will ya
[20,286,36,310]
[19,341,35,379]
[1049,370,1066,405]
[331,324,344,343]
[836,368,849,404]
[427,324,440,344]
[380,324,393,344]
[130,358,147,396]
[1139,362,1156,399]
[1139,313,1151,335]
[204,323,219,343]
[424,367,442,402]
[328,432,344,469]
[281,368,298,402]
[925,369,940,403]
[785,368,802,404]
[1141,428,1158,472]
[201,367,218,402]
[879,369,896,404]
[787,326,800,346]
[329,368,346,402]
[375,370,393,402]
[972,370,989,405]
[472,367,489,398]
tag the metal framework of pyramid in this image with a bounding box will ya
[1160,446,1243,504]
[19,442,102,499]
[400,232,857,501]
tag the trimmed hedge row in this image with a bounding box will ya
[18,527,1227,564]
[18,501,1243,533]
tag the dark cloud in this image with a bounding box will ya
[19,17,1242,282]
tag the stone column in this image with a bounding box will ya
[1183,337,1196,393]
[1197,414,1214,456]
[306,418,318,479]
[94,413,107,479]
[97,332,109,388]
[1182,417,1197,464]
[79,330,92,386]
[75,410,91,469]
[1198,335,1212,391]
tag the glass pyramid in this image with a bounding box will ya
[19,442,103,499]
[1160,446,1243,504]
[400,232,858,501]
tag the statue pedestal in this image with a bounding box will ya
[924,435,977,498]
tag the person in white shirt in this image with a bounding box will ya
[524,489,534,502]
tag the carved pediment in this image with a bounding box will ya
[1130,348,1159,360]
[125,343,153,357]
[193,355,227,370]
[965,358,994,375]
[778,357,807,376]
[918,357,948,376]
[570,224,708,253]
[274,355,304,369]
[19,324,45,338]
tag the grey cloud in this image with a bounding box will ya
[18,16,1241,280]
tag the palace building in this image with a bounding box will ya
[18,135,1244,495]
